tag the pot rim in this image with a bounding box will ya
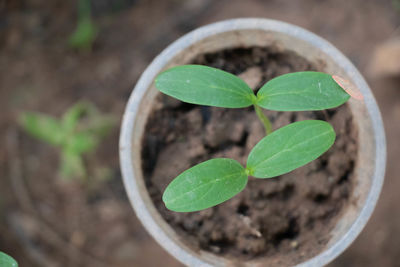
[119,18,386,267]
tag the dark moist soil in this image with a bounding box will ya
[142,46,358,266]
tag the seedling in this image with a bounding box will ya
[0,251,18,267]
[19,101,114,180]
[154,65,359,212]
[68,0,98,51]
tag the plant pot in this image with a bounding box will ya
[119,18,386,267]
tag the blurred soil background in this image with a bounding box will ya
[1,0,400,266]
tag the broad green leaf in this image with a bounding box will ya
[0,251,18,267]
[257,72,350,111]
[155,65,255,108]
[163,158,248,212]
[246,120,335,178]
[19,112,65,146]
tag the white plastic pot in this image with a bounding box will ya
[119,18,386,267]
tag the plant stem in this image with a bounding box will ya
[254,104,272,135]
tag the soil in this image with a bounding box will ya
[142,47,357,266]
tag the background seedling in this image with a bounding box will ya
[68,0,98,51]
[156,65,354,212]
[19,101,114,180]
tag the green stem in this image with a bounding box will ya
[254,104,272,135]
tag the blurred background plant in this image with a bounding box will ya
[68,0,98,51]
[18,101,115,181]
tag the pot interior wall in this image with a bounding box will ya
[130,29,374,266]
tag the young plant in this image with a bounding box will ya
[155,65,359,212]
[19,101,115,180]
[68,0,98,51]
[0,251,18,267]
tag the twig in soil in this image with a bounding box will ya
[239,215,262,238]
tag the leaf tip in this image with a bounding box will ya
[332,75,364,100]
[162,187,174,211]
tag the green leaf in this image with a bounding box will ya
[0,251,18,267]
[163,158,248,212]
[257,72,350,111]
[68,17,98,50]
[155,65,255,108]
[19,112,65,146]
[246,120,335,178]
[62,101,91,133]
[66,132,98,154]
[62,101,115,137]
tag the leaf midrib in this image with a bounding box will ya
[249,128,331,170]
[160,78,253,100]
